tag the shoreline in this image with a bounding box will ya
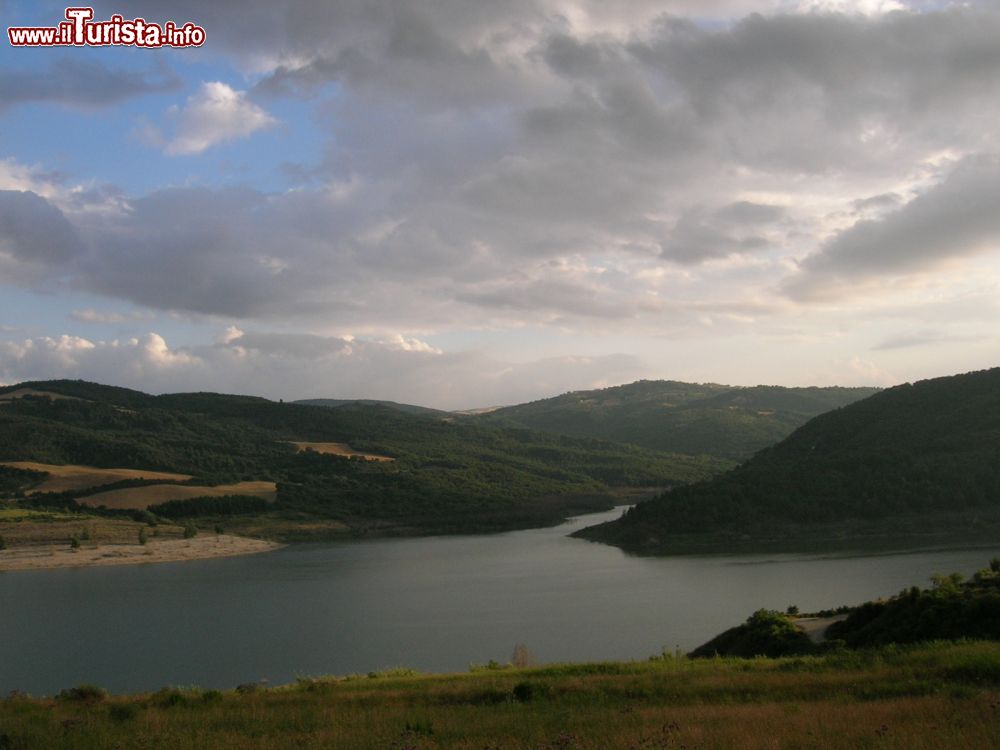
[0,534,283,572]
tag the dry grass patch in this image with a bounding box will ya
[79,481,278,510]
[1,462,192,494]
[288,441,394,462]
[0,516,184,547]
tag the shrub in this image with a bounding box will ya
[183,524,197,539]
[108,703,139,722]
[511,682,549,703]
[403,719,434,736]
[0,535,6,550]
[201,689,223,704]
[138,528,147,545]
[690,609,815,658]
[367,668,419,679]
[469,659,508,672]
[69,536,80,550]
[58,684,107,703]
[153,688,187,707]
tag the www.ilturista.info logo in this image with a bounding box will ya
[8,7,206,48]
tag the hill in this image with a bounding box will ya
[478,379,879,461]
[576,368,1000,552]
[293,398,447,417]
[691,559,1000,658]
[0,380,725,538]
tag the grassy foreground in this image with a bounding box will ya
[1,643,997,749]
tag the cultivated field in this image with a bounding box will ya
[288,441,395,462]
[0,642,995,749]
[0,533,280,571]
[1,461,192,494]
[77,481,278,510]
[0,388,83,403]
[0,510,184,548]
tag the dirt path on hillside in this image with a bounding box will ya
[794,615,849,643]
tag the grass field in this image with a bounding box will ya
[0,462,192,494]
[288,441,395,462]
[77,481,278,510]
[0,642,996,749]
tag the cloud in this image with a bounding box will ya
[144,82,277,155]
[0,58,179,114]
[70,309,153,324]
[0,330,648,410]
[714,201,786,225]
[629,8,1000,172]
[870,329,974,350]
[660,210,771,264]
[0,190,85,285]
[5,4,1000,346]
[850,192,902,214]
[786,156,1000,299]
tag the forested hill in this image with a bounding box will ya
[294,398,447,417]
[477,380,880,461]
[576,368,1000,552]
[0,380,726,536]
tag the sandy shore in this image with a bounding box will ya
[0,534,282,572]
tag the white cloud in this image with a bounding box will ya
[150,82,277,156]
[0,329,648,410]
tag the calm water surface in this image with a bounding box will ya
[1,507,996,694]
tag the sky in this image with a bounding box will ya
[0,0,998,409]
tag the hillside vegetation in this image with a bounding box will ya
[0,642,995,749]
[692,559,1000,658]
[576,368,1000,552]
[479,379,879,461]
[294,398,447,417]
[0,380,725,538]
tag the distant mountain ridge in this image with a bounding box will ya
[576,368,1000,553]
[294,398,447,417]
[0,379,724,538]
[477,379,880,461]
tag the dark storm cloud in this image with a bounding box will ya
[0,190,84,284]
[629,8,1000,171]
[714,201,786,225]
[0,59,180,114]
[659,210,771,264]
[786,156,1000,299]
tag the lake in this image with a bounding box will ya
[1,507,996,695]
